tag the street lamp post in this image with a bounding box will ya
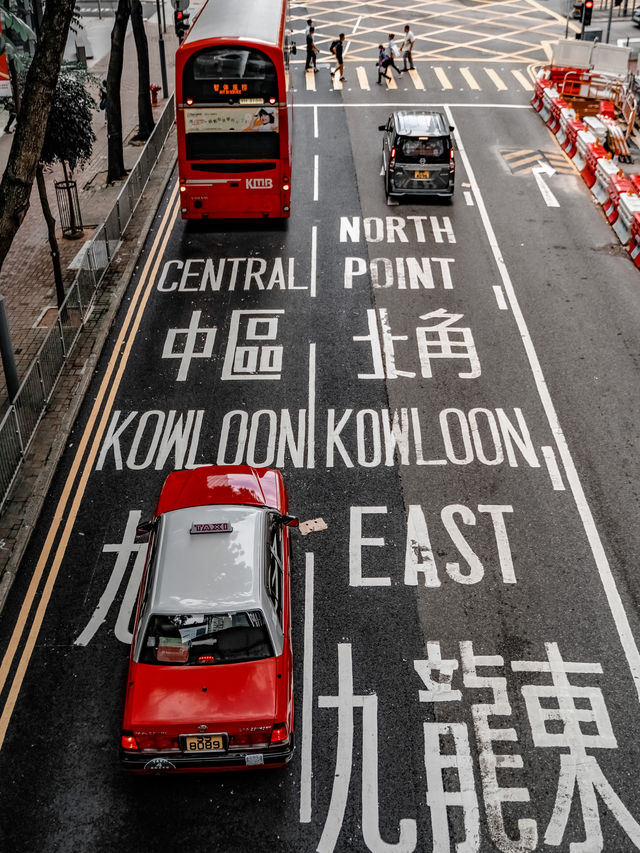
[156,0,169,99]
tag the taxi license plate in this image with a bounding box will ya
[414,170,430,179]
[182,734,226,753]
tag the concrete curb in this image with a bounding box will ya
[0,140,177,617]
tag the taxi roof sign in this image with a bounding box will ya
[190,521,233,534]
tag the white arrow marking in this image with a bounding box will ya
[532,159,559,207]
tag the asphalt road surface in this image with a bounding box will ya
[2,0,640,850]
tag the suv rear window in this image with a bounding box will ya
[397,136,448,163]
[141,611,273,665]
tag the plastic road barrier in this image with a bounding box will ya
[563,118,587,157]
[548,97,570,134]
[581,142,608,188]
[557,107,577,145]
[592,157,620,203]
[603,174,634,223]
[628,213,640,268]
[612,192,640,244]
[531,76,552,111]
[583,115,608,145]
[541,86,560,122]
[573,129,597,171]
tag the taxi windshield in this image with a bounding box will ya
[141,610,273,665]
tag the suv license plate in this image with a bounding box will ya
[182,734,225,752]
[414,170,430,179]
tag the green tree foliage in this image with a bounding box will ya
[41,67,97,171]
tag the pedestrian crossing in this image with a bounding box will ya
[295,63,535,94]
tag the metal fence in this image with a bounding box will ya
[0,94,175,513]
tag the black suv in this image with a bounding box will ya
[379,110,455,201]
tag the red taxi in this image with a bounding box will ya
[121,465,297,772]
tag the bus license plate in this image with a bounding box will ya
[183,734,225,752]
[415,170,430,179]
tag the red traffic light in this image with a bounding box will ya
[584,1,593,8]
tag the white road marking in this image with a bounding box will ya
[464,190,474,205]
[434,67,453,89]
[305,69,316,92]
[307,341,316,468]
[407,68,424,90]
[512,68,534,90]
[533,160,560,207]
[492,285,508,310]
[460,67,481,90]
[313,153,319,201]
[485,68,508,91]
[299,552,315,823]
[310,225,317,299]
[386,74,398,90]
[313,104,318,138]
[542,445,566,490]
[445,102,640,700]
[356,66,370,90]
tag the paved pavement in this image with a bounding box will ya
[0,14,178,604]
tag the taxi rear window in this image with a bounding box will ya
[397,136,448,162]
[141,611,273,665]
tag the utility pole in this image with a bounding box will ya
[155,0,169,99]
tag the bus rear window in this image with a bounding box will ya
[184,46,278,102]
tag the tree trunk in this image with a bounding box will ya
[131,0,155,141]
[0,0,76,275]
[35,164,65,308]
[106,0,131,184]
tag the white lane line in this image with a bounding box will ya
[464,190,474,206]
[492,285,507,310]
[352,15,362,33]
[542,445,566,491]
[434,67,453,90]
[307,341,316,467]
[407,68,424,90]
[445,103,640,700]
[313,153,319,201]
[313,104,318,138]
[460,67,481,90]
[386,74,398,90]
[512,68,534,91]
[305,69,316,92]
[310,225,317,299]
[299,551,315,823]
[356,66,370,90]
[485,67,508,91]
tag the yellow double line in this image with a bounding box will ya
[0,187,179,749]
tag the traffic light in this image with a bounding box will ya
[174,9,190,42]
[582,0,593,26]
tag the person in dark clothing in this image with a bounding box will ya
[376,45,391,84]
[3,97,16,133]
[305,26,318,71]
[331,33,346,82]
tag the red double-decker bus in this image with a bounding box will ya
[175,0,294,220]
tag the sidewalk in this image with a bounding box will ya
[0,13,176,399]
[0,15,178,604]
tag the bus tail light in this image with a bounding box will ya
[186,98,193,105]
[180,184,186,193]
[283,177,290,191]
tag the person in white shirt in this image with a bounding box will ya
[401,24,415,71]
[385,34,403,76]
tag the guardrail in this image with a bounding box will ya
[0,94,175,513]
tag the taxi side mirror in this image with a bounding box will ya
[291,40,297,55]
[449,125,455,132]
[378,125,386,131]
[136,519,154,539]
[279,514,299,528]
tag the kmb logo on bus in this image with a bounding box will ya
[246,178,273,189]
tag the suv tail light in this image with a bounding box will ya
[270,723,289,744]
[449,149,455,171]
[390,147,396,171]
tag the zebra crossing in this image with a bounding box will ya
[294,63,535,94]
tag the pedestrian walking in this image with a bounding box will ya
[3,96,16,133]
[385,34,403,77]
[305,26,318,71]
[376,44,391,84]
[99,80,108,125]
[305,17,313,36]
[401,24,415,71]
[330,33,346,82]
